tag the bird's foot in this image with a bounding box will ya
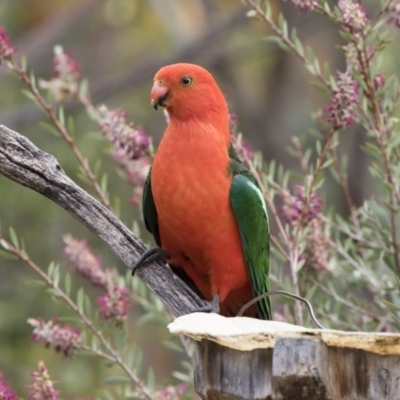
[197,293,220,314]
[131,247,171,275]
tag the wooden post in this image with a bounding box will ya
[169,313,400,400]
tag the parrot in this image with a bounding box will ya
[132,63,271,319]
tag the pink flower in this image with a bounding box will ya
[28,318,82,357]
[114,154,151,188]
[97,286,131,323]
[281,186,329,270]
[301,218,329,271]
[387,3,400,28]
[228,110,255,163]
[0,26,16,63]
[27,362,61,400]
[231,133,255,168]
[292,0,318,12]
[229,112,255,167]
[281,185,322,224]
[39,45,80,100]
[63,234,111,290]
[53,45,80,83]
[97,105,152,207]
[152,384,188,400]
[326,71,359,129]
[343,43,360,72]
[0,373,17,400]
[338,0,368,30]
[98,105,151,162]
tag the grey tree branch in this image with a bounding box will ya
[0,124,206,317]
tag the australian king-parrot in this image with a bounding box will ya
[134,63,271,319]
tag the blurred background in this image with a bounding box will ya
[0,0,399,398]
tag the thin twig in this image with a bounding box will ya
[237,289,326,329]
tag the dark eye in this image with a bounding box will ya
[181,76,193,86]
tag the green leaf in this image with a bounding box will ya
[47,288,61,297]
[47,261,57,278]
[127,347,137,368]
[0,250,17,259]
[53,265,60,287]
[30,71,36,88]
[162,340,184,353]
[382,300,400,313]
[0,239,10,251]
[84,293,92,317]
[20,56,27,72]
[263,36,291,52]
[390,313,400,329]
[90,334,100,350]
[310,81,330,93]
[39,121,60,137]
[21,89,36,101]
[322,158,334,169]
[315,140,322,154]
[172,370,192,382]
[77,287,85,313]
[147,367,155,389]
[58,106,65,127]
[136,312,155,326]
[8,227,19,249]
[101,173,108,193]
[67,116,75,138]
[362,143,380,158]
[79,78,89,96]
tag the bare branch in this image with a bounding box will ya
[0,124,206,317]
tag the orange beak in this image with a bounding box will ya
[151,81,169,110]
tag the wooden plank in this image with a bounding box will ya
[195,340,273,400]
[272,337,329,400]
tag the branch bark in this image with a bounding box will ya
[0,124,206,317]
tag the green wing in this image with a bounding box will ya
[142,167,161,246]
[229,145,271,320]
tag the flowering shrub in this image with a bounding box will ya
[0,372,17,400]
[27,362,61,400]
[1,0,400,397]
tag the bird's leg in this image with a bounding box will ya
[131,247,171,275]
[196,292,220,314]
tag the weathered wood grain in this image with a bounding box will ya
[170,313,400,400]
[0,124,207,317]
[194,336,400,400]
